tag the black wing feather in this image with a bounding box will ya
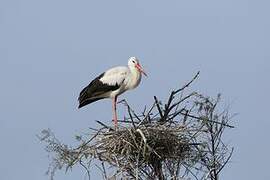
[78,73,120,108]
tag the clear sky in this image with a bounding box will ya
[0,0,269,179]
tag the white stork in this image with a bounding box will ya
[78,57,147,127]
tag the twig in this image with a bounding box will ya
[154,96,164,119]
[96,120,114,131]
[217,147,234,174]
[174,71,200,94]
[79,160,91,180]
[179,112,235,128]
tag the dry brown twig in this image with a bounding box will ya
[39,71,235,180]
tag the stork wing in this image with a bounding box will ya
[99,66,128,86]
[78,66,128,108]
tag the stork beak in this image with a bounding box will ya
[136,63,148,77]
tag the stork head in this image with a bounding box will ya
[128,57,147,77]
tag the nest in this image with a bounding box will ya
[94,124,193,169]
[41,121,200,180]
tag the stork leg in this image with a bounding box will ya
[112,96,118,128]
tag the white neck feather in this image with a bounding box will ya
[127,66,142,90]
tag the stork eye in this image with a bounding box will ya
[132,60,135,63]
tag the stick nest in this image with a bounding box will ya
[94,124,193,169]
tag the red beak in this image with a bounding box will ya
[135,63,147,77]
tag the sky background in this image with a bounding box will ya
[0,0,269,179]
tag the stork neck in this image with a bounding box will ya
[128,66,142,89]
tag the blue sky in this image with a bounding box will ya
[0,0,269,179]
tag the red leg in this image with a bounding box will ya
[112,96,118,128]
